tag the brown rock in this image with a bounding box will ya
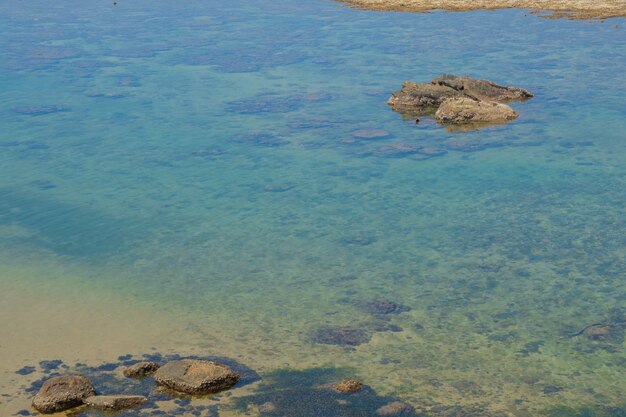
[387,81,460,115]
[376,401,416,416]
[434,97,518,125]
[123,361,160,378]
[432,74,533,102]
[32,375,96,414]
[334,379,364,393]
[154,359,240,395]
[83,395,147,411]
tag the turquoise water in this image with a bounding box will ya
[1,0,625,416]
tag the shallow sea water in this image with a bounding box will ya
[0,0,625,416]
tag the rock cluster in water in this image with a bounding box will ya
[31,358,240,414]
[387,74,533,128]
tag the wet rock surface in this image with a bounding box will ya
[32,375,96,413]
[387,74,532,128]
[83,394,147,410]
[154,359,241,395]
[123,361,160,378]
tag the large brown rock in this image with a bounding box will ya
[83,395,147,411]
[434,97,519,125]
[154,359,240,395]
[32,375,96,414]
[387,74,532,118]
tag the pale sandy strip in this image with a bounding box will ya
[336,0,626,19]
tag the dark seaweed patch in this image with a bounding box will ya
[232,133,288,147]
[311,326,371,346]
[362,300,412,316]
[231,368,416,417]
[15,366,36,375]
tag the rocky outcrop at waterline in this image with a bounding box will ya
[28,355,248,414]
[387,74,533,129]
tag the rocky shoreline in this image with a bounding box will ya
[335,0,626,20]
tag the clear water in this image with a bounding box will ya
[0,0,625,416]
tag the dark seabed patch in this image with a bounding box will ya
[311,326,371,346]
[230,368,417,417]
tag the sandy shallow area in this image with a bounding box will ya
[336,0,626,19]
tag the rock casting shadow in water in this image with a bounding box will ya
[311,326,372,346]
[19,353,259,417]
[231,368,417,417]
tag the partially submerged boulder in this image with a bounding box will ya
[388,74,532,128]
[154,359,240,395]
[123,361,160,378]
[334,379,364,393]
[32,375,96,414]
[434,97,519,125]
[376,401,417,416]
[83,395,147,411]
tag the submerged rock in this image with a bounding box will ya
[154,359,240,395]
[351,129,390,139]
[376,401,417,416]
[123,361,160,378]
[83,395,147,411]
[32,375,96,413]
[434,97,519,125]
[334,379,364,393]
[12,105,68,116]
[363,300,412,315]
[312,326,371,346]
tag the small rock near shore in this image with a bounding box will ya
[123,361,161,378]
[83,395,147,411]
[154,359,240,395]
[334,379,364,393]
[32,375,96,414]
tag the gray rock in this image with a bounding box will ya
[32,375,96,414]
[123,361,160,378]
[83,395,147,410]
[154,359,240,395]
